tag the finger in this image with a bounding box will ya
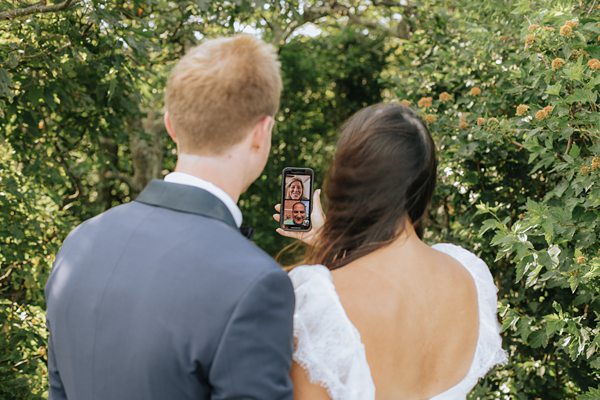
[311,189,325,222]
[274,204,281,212]
[275,228,300,239]
[312,189,322,211]
[272,213,280,222]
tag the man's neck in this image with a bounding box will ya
[174,153,246,202]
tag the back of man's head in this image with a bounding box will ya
[165,35,282,155]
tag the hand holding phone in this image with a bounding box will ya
[273,189,325,246]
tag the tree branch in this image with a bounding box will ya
[0,0,79,21]
[52,141,83,208]
[511,140,525,150]
[0,266,14,284]
[564,134,573,156]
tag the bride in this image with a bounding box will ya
[274,103,507,399]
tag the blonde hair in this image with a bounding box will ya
[286,178,307,200]
[165,34,282,154]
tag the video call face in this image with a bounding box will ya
[292,202,306,224]
[286,177,307,200]
[283,175,311,227]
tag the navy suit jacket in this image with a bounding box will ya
[45,180,295,399]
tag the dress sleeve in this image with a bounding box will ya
[288,265,375,400]
[432,244,508,384]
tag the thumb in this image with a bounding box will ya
[313,189,322,209]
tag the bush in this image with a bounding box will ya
[390,3,599,397]
[0,0,598,398]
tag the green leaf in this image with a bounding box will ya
[516,258,529,282]
[529,329,548,348]
[517,317,532,341]
[542,220,554,243]
[566,89,597,105]
[6,52,19,69]
[586,343,597,359]
[562,62,585,82]
[578,386,600,400]
[0,68,13,98]
[526,262,543,287]
[553,180,569,198]
[544,314,564,337]
[569,143,580,158]
[545,83,561,96]
[480,218,502,235]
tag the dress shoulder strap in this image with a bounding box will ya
[430,244,508,398]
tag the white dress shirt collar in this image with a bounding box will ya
[164,172,243,228]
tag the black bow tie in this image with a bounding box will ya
[240,225,254,240]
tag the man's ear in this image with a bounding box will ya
[250,115,274,150]
[164,111,177,144]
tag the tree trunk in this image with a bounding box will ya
[128,110,165,196]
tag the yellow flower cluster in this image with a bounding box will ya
[400,99,411,107]
[418,97,433,108]
[576,256,586,265]
[469,87,481,96]
[459,115,468,129]
[535,105,554,121]
[516,104,529,116]
[551,58,565,70]
[592,156,600,171]
[476,117,486,126]
[588,59,600,70]
[580,165,591,175]
[424,114,437,123]
[524,34,535,48]
[560,24,573,37]
[439,92,451,102]
[565,20,578,28]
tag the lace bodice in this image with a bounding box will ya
[288,243,507,400]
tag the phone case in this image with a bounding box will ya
[280,167,314,232]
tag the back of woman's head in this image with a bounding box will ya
[308,103,437,270]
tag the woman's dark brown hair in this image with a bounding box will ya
[306,103,437,270]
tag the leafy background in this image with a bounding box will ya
[0,0,598,398]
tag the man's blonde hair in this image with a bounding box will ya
[165,35,282,154]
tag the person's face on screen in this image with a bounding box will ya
[292,203,306,224]
[288,180,303,200]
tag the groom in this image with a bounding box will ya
[45,35,295,399]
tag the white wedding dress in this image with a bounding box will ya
[289,243,508,400]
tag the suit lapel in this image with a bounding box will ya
[135,180,238,229]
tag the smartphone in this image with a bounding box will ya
[280,167,314,231]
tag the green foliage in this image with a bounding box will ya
[484,9,599,398]
[0,140,63,399]
[390,1,599,397]
[0,0,598,398]
[0,300,47,400]
[579,385,600,400]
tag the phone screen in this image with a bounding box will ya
[281,168,313,231]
